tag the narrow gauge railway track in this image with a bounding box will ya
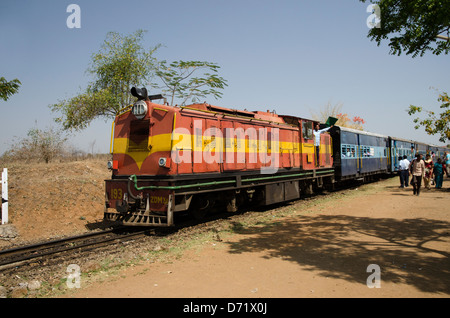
[0,227,160,269]
[0,177,389,270]
[0,211,221,270]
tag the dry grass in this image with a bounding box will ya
[0,157,111,245]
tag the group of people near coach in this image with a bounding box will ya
[398,151,450,196]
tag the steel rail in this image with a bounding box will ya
[0,228,151,268]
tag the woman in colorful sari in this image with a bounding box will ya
[434,158,444,189]
[423,154,434,190]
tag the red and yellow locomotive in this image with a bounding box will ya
[104,87,334,226]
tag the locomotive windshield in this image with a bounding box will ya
[128,119,150,152]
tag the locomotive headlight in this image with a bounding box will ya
[132,100,148,119]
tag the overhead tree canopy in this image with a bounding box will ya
[50,30,160,131]
[50,30,228,131]
[361,1,450,143]
[361,0,450,57]
[408,91,450,143]
[155,60,228,106]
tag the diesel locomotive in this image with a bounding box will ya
[103,87,448,226]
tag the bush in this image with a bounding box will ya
[1,127,68,163]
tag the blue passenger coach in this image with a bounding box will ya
[389,137,415,173]
[331,127,389,180]
[415,141,428,158]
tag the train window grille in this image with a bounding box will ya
[342,145,347,158]
[341,144,357,158]
[324,137,331,165]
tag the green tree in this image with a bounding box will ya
[361,1,450,142]
[408,92,450,143]
[50,30,160,131]
[0,77,21,101]
[155,60,228,106]
[361,0,450,57]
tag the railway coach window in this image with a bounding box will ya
[341,144,355,158]
[364,146,370,157]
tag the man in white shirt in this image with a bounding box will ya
[399,155,410,188]
[313,124,332,167]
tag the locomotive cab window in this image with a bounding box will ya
[302,121,313,140]
[128,119,150,152]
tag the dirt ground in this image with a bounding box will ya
[1,159,449,299]
[66,176,450,298]
[0,158,110,248]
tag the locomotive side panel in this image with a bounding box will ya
[105,91,336,227]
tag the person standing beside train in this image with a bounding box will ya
[410,154,425,196]
[423,154,434,190]
[433,158,445,189]
[445,151,450,177]
[399,155,410,188]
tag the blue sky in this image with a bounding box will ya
[1,0,449,155]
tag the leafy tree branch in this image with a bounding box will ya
[50,30,160,131]
[155,60,228,106]
[408,92,450,143]
[0,77,21,101]
[361,0,450,57]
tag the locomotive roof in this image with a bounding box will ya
[181,102,286,124]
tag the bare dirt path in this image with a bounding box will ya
[67,177,450,298]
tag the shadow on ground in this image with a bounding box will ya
[226,214,450,294]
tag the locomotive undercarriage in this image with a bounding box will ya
[104,169,335,227]
[104,195,173,226]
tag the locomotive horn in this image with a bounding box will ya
[131,87,149,100]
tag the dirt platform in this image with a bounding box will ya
[67,177,450,298]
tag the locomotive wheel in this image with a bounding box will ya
[189,197,210,220]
